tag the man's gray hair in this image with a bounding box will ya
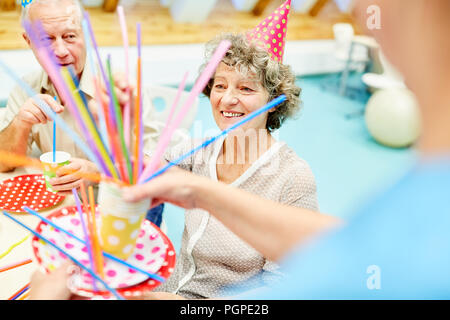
[21,0,84,27]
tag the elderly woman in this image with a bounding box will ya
[149,31,319,299]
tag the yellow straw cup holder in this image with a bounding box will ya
[98,182,151,260]
[40,151,71,193]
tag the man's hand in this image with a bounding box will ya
[89,72,135,119]
[0,94,64,172]
[49,157,99,194]
[16,94,64,127]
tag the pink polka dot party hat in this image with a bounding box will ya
[246,0,292,63]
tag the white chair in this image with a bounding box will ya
[169,0,218,23]
[231,0,259,11]
[332,23,370,96]
[142,84,199,235]
[362,49,406,92]
[142,84,199,154]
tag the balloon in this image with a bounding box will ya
[365,88,421,148]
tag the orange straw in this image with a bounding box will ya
[79,182,90,220]
[0,259,32,273]
[88,185,104,279]
[133,56,141,183]
[79,182,97,277]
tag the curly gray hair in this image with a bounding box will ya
[201,33,301,132]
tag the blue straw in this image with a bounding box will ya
[10,285,29,300]
[142,95,287,184]
[2,211,124,300]
[81,19,110,154]
[22,206,165,283]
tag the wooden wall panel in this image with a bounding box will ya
[0,0,356,50]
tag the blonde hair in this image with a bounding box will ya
[201,33,301,132]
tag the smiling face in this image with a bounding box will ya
[24,0,86,78]
[210,62,270,132]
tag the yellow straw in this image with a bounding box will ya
[61,68,119,180]
[0,235,30,260]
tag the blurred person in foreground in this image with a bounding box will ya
[30,0,450,299]
[125,0,450,299]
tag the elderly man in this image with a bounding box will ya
[0,0,115,191]
[0,0,159,193]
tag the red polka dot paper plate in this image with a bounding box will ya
[0,174,65,213]
[32,206,176,299]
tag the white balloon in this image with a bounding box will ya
[365,88,421,148]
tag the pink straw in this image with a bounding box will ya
[137,23,143,179]
[138,40,231,183]
[117,6,131,150]
[162,71,189,138]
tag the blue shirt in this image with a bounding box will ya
[242,157,450,299]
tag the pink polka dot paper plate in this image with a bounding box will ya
[0,174,65,213]
[32,206,176,299]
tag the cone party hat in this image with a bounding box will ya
[246,0,292,63]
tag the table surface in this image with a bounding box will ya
[0,167,75,300]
